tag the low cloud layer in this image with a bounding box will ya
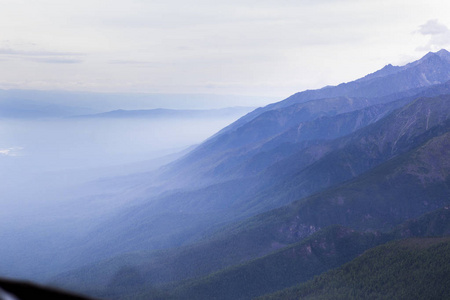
[0,47,84,64]
[0,48,83,56]
[27,57,84,64]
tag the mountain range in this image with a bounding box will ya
[0,90,274,117]
[73,107,255,120]
[6,50,450,299]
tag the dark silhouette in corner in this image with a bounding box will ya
[0,278,95,300]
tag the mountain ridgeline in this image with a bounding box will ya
[45,50,450,299]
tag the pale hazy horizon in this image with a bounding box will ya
[0,1,449,98]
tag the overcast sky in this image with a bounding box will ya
[1,0,450,97]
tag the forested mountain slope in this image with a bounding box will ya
[51,50,450,300]
[258,237,450,300]
[54,94,450,298]
[67,93,450,266]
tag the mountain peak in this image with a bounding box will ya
[436,48,450,62]
[415,49,450,64]
[355,63,400,83]
[436,48,449,54]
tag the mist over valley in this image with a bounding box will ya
[1,1,450,298]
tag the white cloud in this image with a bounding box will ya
[416,19,450,51]
[418,19,449,35]
[0,147,23,157]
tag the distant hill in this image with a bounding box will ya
[0,98,95,118]
[0,89,275,112]
[73,107,255,119]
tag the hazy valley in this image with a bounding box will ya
[2,50,450,300]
